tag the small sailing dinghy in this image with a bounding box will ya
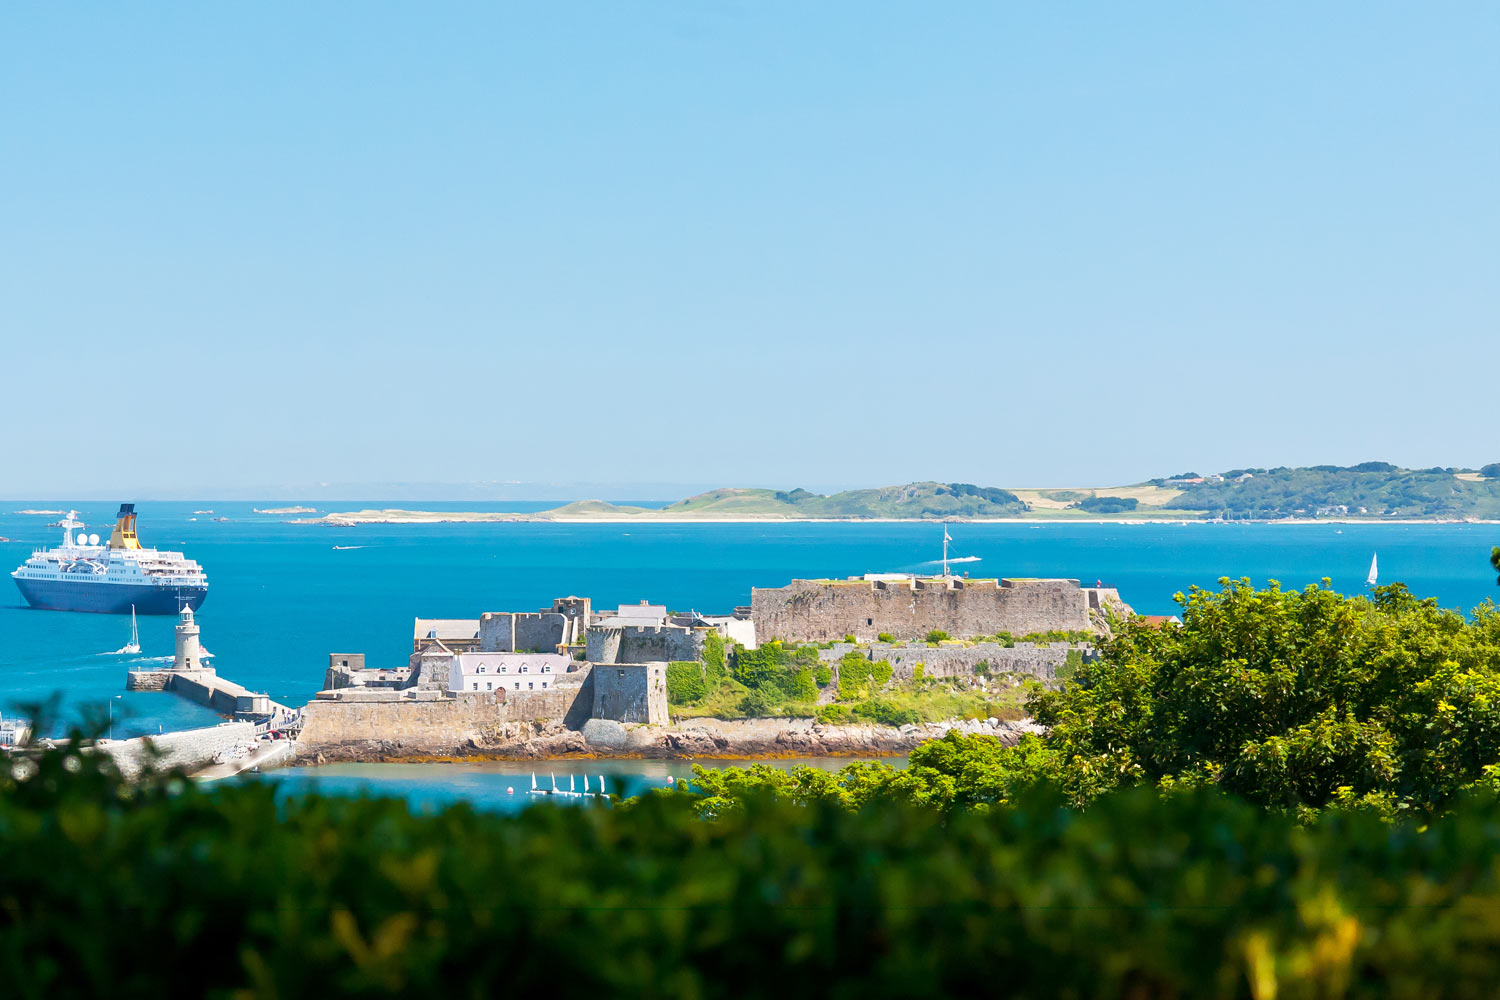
[1366,553,1379,588]
[115,605,141,655]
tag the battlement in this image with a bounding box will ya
[586,623,708,665]
[751,576,1129,643]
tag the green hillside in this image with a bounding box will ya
[1160,464,1500,520]
[536,467,1500,521]
[654,482,1028,519]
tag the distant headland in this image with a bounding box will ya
[290,464,1500,525]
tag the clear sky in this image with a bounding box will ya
[2,3,1496,498]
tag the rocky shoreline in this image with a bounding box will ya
[292,715,1042,766]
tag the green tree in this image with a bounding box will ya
[1027,578,1500,814]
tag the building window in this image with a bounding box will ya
[478,665,485,673]
[528,682,534,690]
[542,665,551,673]
[472,683,478,691]
[486,682,492,690]
[520,665,528,673]
[542,681,548,689]
[867,618,873,625]
[499,664,507,673]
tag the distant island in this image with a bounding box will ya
[292,464,1500,524]
[253,506,318,515]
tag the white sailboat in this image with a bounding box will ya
[115,605,141,655]
[1366,553,1379,588]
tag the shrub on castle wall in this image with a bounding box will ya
[837,651,894,700]
[816,703,855,725]
[666,662,707,706]
[731,641,820,700]
[703,632,726,684]
[789,669,818,702]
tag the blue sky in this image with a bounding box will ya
[2,3,1495,497]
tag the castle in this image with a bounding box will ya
[298,573,1134,754]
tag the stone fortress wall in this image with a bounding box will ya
[586,625,707,665]
[298,661,673,751]
[815,641,1097,685]
[591,663,669,725]
[751,577,1132,644]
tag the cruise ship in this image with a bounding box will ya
[11,505,208,614]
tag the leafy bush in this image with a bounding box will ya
[665,662,707,705]
[843,634,857,643]
[702,631,727,684]
[877,632,895,643]
[738,689,777,717]
[789,669,818,702]
[816,704,855,725]
[731,641,818,699]
[812,665,832,687]
[37,733,1500,995]
[854,698,921,727]
[837,652,894,699]
[925,630,949,644]
[1483,463,1500,479]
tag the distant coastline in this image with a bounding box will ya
[292,507,1500,527]
[281,466,1500,525]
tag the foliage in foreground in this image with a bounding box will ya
[12,745,1500,997]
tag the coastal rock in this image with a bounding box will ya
[291,714,1039,765]
[581,718,628,750]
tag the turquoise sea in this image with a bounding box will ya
[1,501,1497,749]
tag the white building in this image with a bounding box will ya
[449,652,570,694]
[597,601,668,627]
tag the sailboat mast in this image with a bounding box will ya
[942,522,949,577]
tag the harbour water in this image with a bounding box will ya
[253,755,906,813]
[2,501,1497,793]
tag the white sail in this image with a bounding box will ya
[115,605,141,655]
[1366,553,1378,588]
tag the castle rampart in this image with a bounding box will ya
[750,577,1129,643]
[586,624,706,665]
[815,641,1096,685]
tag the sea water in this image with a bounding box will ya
[1,501,1497,743]
[253,755,906,813]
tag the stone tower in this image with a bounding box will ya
[174,605,202,671]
